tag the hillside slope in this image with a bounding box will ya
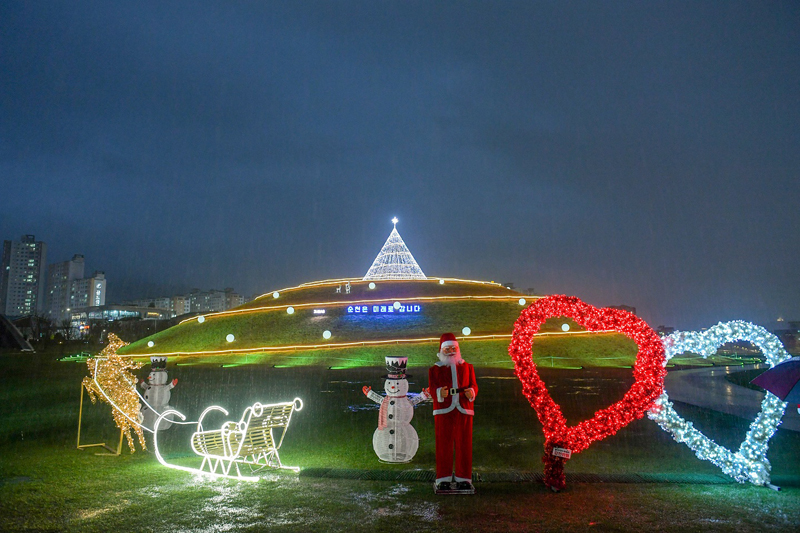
[120,278,549,356]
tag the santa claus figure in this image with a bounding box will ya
[429,332,477,494]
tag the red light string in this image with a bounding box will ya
[508,295,666,490]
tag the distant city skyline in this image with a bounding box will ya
[2,2,799,330]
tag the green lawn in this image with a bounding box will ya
[120,300,588,356]
[240,277,524,309]
[2,341,799,532]
[121,278,543,356]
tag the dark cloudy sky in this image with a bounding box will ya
[1,1,798,330]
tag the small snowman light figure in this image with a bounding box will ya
[362,356,429,463]
[139,356,178,430]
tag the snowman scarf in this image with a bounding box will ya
[378,395,406,430]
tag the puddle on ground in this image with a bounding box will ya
[0,476,32,487]
[496,436,531,447]
[347,404,379,412]
[352,485,440,524]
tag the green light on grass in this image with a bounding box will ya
[59,353,90,362]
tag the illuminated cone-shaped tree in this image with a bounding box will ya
[363,218,427,281]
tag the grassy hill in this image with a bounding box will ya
[240,277,522,309]
[118,278,586,359]
[116,277,766,370]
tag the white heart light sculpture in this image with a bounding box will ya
[647,321,790,486]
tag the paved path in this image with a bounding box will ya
[665,364,800,432]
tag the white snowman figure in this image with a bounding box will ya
[362,356,429,463]
[139,356,178,430]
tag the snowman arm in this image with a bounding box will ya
[410,390,431,406]
[366,390,383,404]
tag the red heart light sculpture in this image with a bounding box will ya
[508,295,666,491]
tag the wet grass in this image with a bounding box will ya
[1,349,799,531]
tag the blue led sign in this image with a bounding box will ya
[346,304,421,314]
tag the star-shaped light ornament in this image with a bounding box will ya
[82,333,146,452]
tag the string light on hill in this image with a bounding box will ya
[82,333,146,453]
[508,295,666,491]
[178,294,539,325]
[647,321,790,486]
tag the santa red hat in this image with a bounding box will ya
[439,332,458,352]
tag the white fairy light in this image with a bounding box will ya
[363,218,427,281]
[647,321,790,486]
[518,298,526,306]
[286,306,295,315]
[462,327,471,336]
[273,292,280,299]
[153,399,304,481]
[323,330,332,339]
[369,282,376,289]
[147,341,155,347]
[226,334,235,342]
[561,323,570,332]
[197,316,205,323]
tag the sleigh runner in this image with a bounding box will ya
[154,398,304,481]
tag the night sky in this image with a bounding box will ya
[2,1,798,330]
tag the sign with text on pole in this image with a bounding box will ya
[552,447,572,460]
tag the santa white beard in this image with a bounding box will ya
[437,349,463,365]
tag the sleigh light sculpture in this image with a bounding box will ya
[153,398,304,481]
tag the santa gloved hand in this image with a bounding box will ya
[362,386,372,396]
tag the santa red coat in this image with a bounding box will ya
[429,360,477,483]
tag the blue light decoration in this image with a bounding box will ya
[346,304,421,314]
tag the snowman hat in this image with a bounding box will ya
[383,356,409,379]
[439,332,458,352]
[150,356,167,370]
